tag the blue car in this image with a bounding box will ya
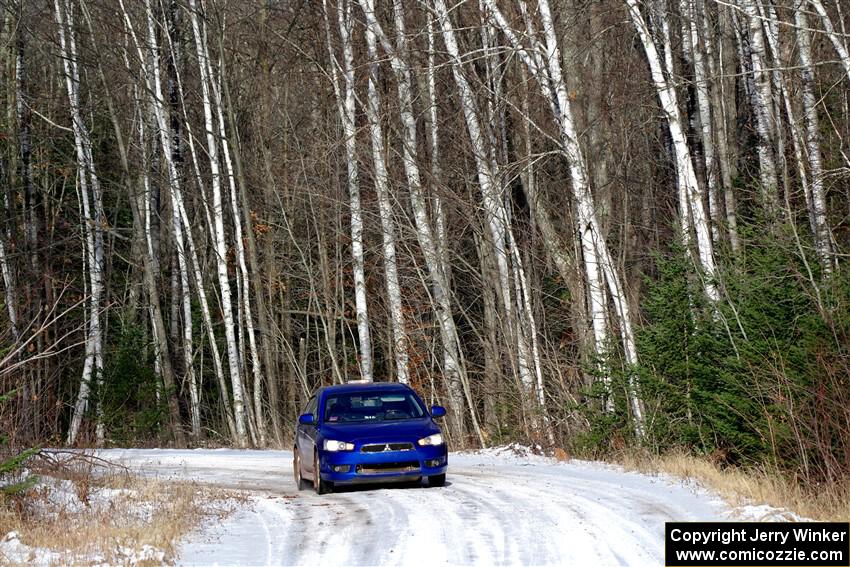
[293,381,448,494]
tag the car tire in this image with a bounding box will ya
[314,451,333,495]
[293,449,309,490]
[428,473,446,487]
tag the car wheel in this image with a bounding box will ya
[313,451,333,495]
[428,473,446,487]
[293,449,308,490]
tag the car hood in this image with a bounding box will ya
[319,418,439,443]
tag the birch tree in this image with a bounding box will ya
[433,0,559,439]
[795,4,836,273]
[186,0,250,444]
[362,20,409,385]
[119,0,205,443]
[685,0,720,245]
[56,0,106,445]
[323,0,373,382]
[735,0,780,213]
[808,0,850,84]
[357,0,482,442]
[624,0,720,304]
[482,0,644,433]
[0,219,18,343]
[204,23,266,443]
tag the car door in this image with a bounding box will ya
[297,395,319,472]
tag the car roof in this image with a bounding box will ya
[318,382,412,396]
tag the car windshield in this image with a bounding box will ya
[323,391,425,423]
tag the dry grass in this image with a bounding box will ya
[616,450,850,522]
[0,456,237,566]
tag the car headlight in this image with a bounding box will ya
[323,439,355,452]
[417,433,444,446]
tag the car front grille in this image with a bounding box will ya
[356,461,419,474]
[360,442,414,453]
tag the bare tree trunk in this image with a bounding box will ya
[186,0,249,445]
[425,13,451,283]
[362,20,408,384]
[357,0,483,444]
[625,0,719,307]
[687,0,720,245]
[164,3,201,439]
[324,0,373,381]
[137,126,186,446]
[2,22,20,344]
[435,0,527,442]
[422,11,469,437]
[476,6,540,433]
[157,19,238,440]
[736,0,780,214]
[796,5,836,273]
[56,0,106,446]
[122,0,200,444]
[202,34,264,443]
[0,221,17,342]
[484,0,644,433]
[218,31,283,443]
[808,0,850,84]
[710,4,741,255]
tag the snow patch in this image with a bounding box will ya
[115,543,167,565]
[0,531,63,566]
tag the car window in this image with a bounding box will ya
[304,396,317,416]
[323,391,425,423]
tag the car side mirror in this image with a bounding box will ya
[298,413,315,425]
[430,405,446,418]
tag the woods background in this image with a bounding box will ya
[0,0,848,486]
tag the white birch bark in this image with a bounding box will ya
[164,15,201,437]
[186,0,249,444]
[433,0,532,420]
[737,0,780,213]
[203,32,264,443]
[484,0,644,432]
[687,0,720,245]
[434,0,513,321]
[625,0,720,305]
[56,0,105,446]
[0,193,18,341]
[426,14,450,280]
[2,11,20,343]
[156,21,239,439]
[16,36,38,301]
[536,0,643,430]
[796,6,836,273]
[808,0,850,84]
[433,0,513,407]
[173,196,200,437]
[507,224,553,442]
[476,7,541,420]
[121,0,202,442]
[137,106,187,445]
[357,0,484,443]
[324,0,373,381]
[0,235,18,342]
[363,21,409,384]
[758,2,812,230]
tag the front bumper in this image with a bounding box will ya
[319,444,448,484]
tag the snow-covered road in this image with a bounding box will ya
[100,447,734,566]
